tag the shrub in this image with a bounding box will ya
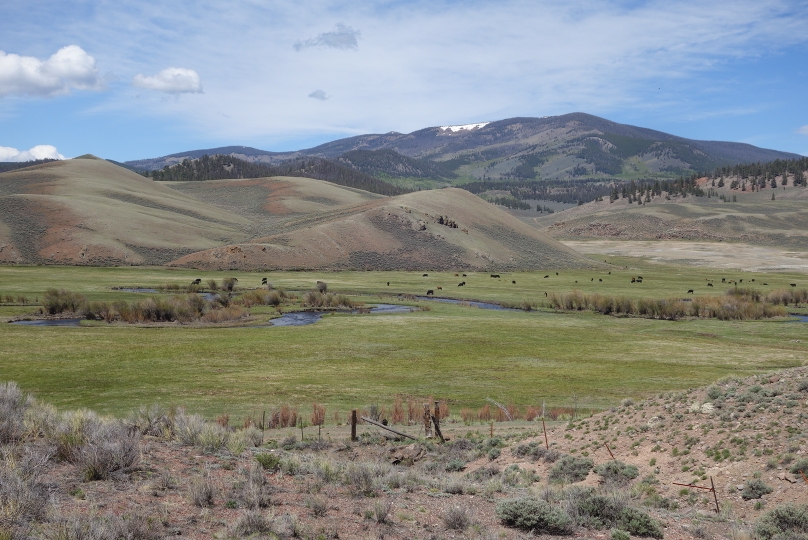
[231,510,272,537]
[189,475,215,507]
[742,479,774,500]
[237,463,271,509]
[72,423,140,481]
[594,460,640,485]
[345,462,376,496]
[798,380,808,393]
[612,529,631,540]
[0,462,49,539]
[550,455,593,484]
[755,504,808,540]
[173,409,205,446]
[444,505,472,530]
[373,500,392,524]
[514,441,560,463]
[790,459,808,476]
[0,382,32,444]
[198,422,229,453]
[495,496,574,534]
[127,404,171,437]
[568,489,663,539]
[43,288,87,315]
[306,495,329,517]
[255,452,281,471]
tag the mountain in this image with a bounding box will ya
[125,113,801,181]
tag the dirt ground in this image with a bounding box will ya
[561,240,808,273]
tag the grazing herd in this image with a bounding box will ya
[187,272,797,302]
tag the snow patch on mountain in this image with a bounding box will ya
[438,122,490,132]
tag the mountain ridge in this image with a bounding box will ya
[125,113,801,181]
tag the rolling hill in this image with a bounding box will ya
[0,157,596,270]
[535,174,808,250]
[0,156,251,265]
[168,187,595,271]
[126,113,800,182]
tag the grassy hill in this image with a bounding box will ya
[169,188,595,271]
[0,157,250,265]
[537,174,808,250]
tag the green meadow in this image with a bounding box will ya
[1,260,806,421]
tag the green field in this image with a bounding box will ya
[1,261,806,421]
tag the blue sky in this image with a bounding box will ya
[1,0,807,162]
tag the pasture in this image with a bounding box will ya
[1,260,806,421]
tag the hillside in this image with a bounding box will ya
[537,174,808,251]
[0,157,251,265]
[2,367,806,540]
[126,113,801,181]
[168,188,595,271]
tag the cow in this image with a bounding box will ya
[556,272,559,276]
[722,278,726,283]
[751,279,755,282]
[544,275,549,279]
[739,279,743,283]
[631,278,636,283]
[636,278,643,283]
[491,274,500,278]
[791,283,797,287]
[462,274,467,277]
[192,278,202,285]
[423,274,428,277]
[261,277,267,285]
[458,281,466,287]
[599,279,603,282]
[512,280,516,284]
[544,292,548,297]
[763,283,769,286]
[708,283,713,287]
[437,286,442,290]
[426,290,434,296]
[608,271,611,275]
[591,278,594,282]
[687,289,694,294]
[387,282,390,286]
[636,276,643,280]
[454,273,459,277]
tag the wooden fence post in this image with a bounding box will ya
[423,404,432,438]
[351,410,357,442]
[542,417,549,450]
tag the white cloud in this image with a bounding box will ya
[308,90,328,100]
[797,126,808,135]
[294,23,360,51]
[132,67,202,94]
[0,145,65,162]
[0,45,101,97]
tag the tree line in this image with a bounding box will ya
[145,154,409,196]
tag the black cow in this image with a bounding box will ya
[687,289,694,294]
[599,278,602,282]
[426,290,434,296]
[387,282,390,286]
[636,276,643,280]
[791,283,797,287]
[423,274,428,277]
[708,283,713,287]
[739,279,743,283]
[261,277,267,284]
[722,278,726,283]
[192,278,202,285]
[544,275,549,279]
[462,274,467,277]
[591,278,594,281]
[763,283,769,286]
[544,292,548,297]
[555,272,558,276]
[458,281,466,287]
[512,280,516,284]
[491,274,500,278]
[631,278,636,283]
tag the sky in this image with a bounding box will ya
[1,0,807,162]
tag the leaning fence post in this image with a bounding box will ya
[423,404,433,438]
[710,476,720,514]
[542,417,549,450]
[351,410,358,442]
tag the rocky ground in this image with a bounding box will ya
[2,367,807,539]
